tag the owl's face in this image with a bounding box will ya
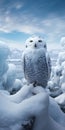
[25,36,47,50]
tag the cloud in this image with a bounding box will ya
[0,12,65,35]
[0,13,65,48]
[15,4,23,9]
[0,38,24,50]
[0,13,44,33]
[0,0,65,49]
[9,1,23,10]
[0,0,23,11]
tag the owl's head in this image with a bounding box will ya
[25,36,47,50]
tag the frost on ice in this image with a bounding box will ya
[0,37,65,130]
[0,43,22,94]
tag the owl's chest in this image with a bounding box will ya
[25,50,47,69]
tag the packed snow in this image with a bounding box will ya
[0,37,65,130]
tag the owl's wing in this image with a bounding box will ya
[46,52,51,79]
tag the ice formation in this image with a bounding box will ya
[3,63,22,94]
[47,43,65,111]
[0,43,22,93]
[57,52,65,65]
[0,43,10,90]
[3,63,17,91]
[61,37,65,49]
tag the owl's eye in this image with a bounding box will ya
[30,40,33,42]
[38,40,42,42]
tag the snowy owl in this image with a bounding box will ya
[22,36,51,87]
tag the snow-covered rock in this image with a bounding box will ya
[0,90,10,95]
[49,96,65,127]
[10,79,22,94]
[54,65,62,77]
[55,93,65,111]
[33,95,65,130]
[47,78,62,97]
[60,69,65,86]
[61,83,65,93]
[5,84,33,103]
[33,85,65,128]
[0,90,48,130]
[61,61,65,70]
[57,52,65,65]
[22,78,27,85]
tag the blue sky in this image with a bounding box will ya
[0,0,65,49]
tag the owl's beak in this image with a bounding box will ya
[44,44,46,48]
[34,43,37,48]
